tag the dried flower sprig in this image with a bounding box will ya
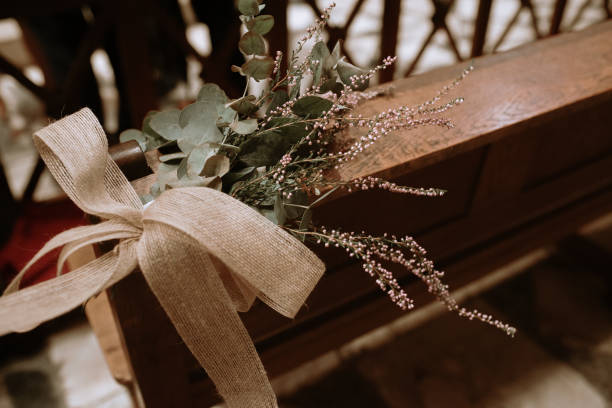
[289,227,516,337]
[120,0,516,336]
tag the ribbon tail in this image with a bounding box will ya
[0,251,121,335]
[4,220,140,294]
[138,222,278,408]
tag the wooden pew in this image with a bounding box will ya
[91,21,612,407]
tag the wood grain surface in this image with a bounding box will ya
[338,20,612,183]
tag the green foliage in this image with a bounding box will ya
[241,57,274,81]
[239,32,266,56]
[292,95,333,117]
[246,15,274,35]
[230,118,258,135]
[266,90,289,115]
[228,95,258,115]
[149,109,182,140]
[237,126,304,166]
[119,129,146,151]
[336,59,369,91]
[125,0,383,221]
[236,0,260,16]
[113,0,504,337]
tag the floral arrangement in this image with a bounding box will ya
[119,1,515,336]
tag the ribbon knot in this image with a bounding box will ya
[0,108,325,408]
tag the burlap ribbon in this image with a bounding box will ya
[0,108,325,407]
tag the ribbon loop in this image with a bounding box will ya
[0,108,326,407]
[33,108,143,223]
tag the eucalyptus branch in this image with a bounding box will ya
[118,0,514,337]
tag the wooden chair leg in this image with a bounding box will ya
[379,0,402,82]
[472,0,493,57]
[550,0,568,34]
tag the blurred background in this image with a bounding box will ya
[0,0,610,407]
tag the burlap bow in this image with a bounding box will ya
[0,108,325,407]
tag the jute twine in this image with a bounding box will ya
[0,108,325,407]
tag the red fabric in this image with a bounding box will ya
[0,200,85,288]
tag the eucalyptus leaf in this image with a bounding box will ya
[142,111,163,137]
[141,113,166,150]
[150,182,161,197]
[246,14,274,35]
[202,154,230,177]
[237,0,259,16]
[197,83,229,106]
[140,194,154,205]
[187,143,216,176]
[239,32,266,56]
[336,58,369,91]
[238,125,305,167]
[230,118,258,135]
[241,57,274,81]
[263,117,306,138]
[319,77,343,94]
[328,41,342,70]
[178,121,223,154]
[119,129,146,151]
[177,157,188,179]
[149,109,182,140]
[218,106,238,125]
[227,95,258,115]
[266,90,289,115]
[310,41,330,85]
[179,101,218,128]
[157,162,179,190]
[292,95,333,117]
[289,75,302,99]
[195,84,236,125]
[159,152,187,163]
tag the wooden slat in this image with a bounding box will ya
[337,21,612,183]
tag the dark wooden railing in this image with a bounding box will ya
[0,0,610,216]
[87,21,612,407]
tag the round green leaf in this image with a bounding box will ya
[237,0,260,16]
[119,129,146,151]
[197,83,229,105]
[336,59,369,91]
[149,109,182,140]
[292,95,334,117]
[230,118,258,135]
[202,154,230,177]
[239,32,266,56]
[241,57,274,81]
[187,144,216,176]
[178,121,223,154]
[179,101,218,128]
[227,95,258,115]
[266,90,289,115]
[246,15,274,35]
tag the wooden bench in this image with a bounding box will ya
[86,21,612,407]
